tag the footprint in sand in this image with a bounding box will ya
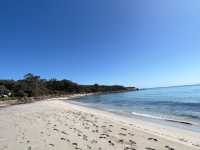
[118,139,124,144]
[72,142,78,147]
[108,140,115,146]
[129,139,136,145]
[148,137,158,142]
[49,144,55,147]
[99,133,109,139]
[124,147,136,150]
[145,147,156,150]
[87,145,92,149]
[165,145,175,150]
[119,133,126,136]
[83,135,88,141]
[192,143,200,148]
[53,128,59,131]
[76,132,82,137]
[60,137,65,141]
[179,138,187,142]
[90,139,98,144]
[92,129,99,133]
[128,132,134,136]
[121,127,127,131]
[84,126,90,130]
[61,131,68,135]
[27,146,31,150]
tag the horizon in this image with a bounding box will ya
[0,0,200,88]
[1,73,200,89]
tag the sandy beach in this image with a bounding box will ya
[0,97,200,150]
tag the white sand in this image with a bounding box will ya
[0,98,200,150]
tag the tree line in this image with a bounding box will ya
[0,73,137,99]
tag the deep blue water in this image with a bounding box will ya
[72,85,200,130]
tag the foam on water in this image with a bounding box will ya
[131,111,166,120]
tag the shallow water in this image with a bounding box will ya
[71,85,200,132]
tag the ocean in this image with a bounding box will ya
[70,85,200,132]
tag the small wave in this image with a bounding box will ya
[178,114,200,120]
[131,112,194,125]
[131,112,166,120]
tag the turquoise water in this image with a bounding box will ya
[72,85,200,131]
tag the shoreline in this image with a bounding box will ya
[68,101,200,132]
[68,97,200,133]
[0,88,138,107]
[0,93,96,108]
[66,100,200,148]
[0,98,199,150]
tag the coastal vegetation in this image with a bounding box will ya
[0,73,137,102]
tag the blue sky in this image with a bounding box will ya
[0,0,200,88]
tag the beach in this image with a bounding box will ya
[0,97,200,150]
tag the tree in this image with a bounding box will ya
[14,89,27,97]
[0,73,135,101]
[0,85,9,96]
[23,73,41,97]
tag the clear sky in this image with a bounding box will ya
[0,0,200,88]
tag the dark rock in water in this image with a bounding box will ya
[165,119,192,125]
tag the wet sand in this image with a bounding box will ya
[0,98,200,150]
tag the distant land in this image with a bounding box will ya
[141,84,200,90]
[0,73,138,103]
